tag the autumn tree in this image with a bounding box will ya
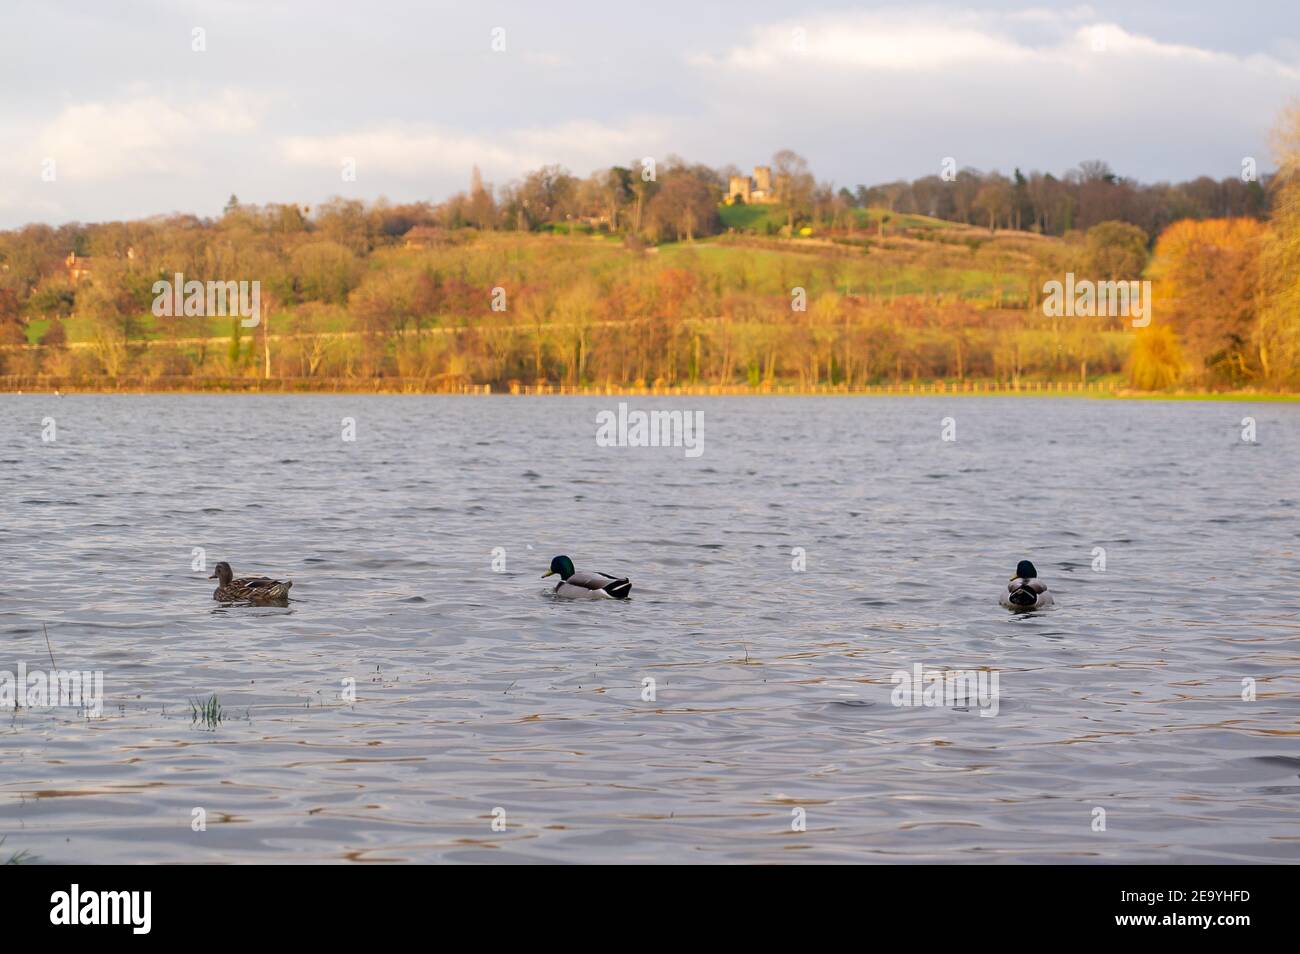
[646,171,718,241]
[772,149,815,234]
[1257,100,1300,388]
[1127,325,1184,389]
[1083,221,1150,280]
[1147,217,1265,384]
[349,268,438,335]
[0,288,24,344]
[973,174,1014,231]
[514,165,578,230]
[289,241,362,304]
[465,166,498,229]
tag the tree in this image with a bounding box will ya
[466,166,498,228]
[1083,221,1150,280]
[516,165,578,230]
[0,316,25,345]
[1147,217,1265,384]
[313,197,373,253]
[973,174,1013,231]
[772,149,815,234]
[77,261,142,376]
[1127,324,1184,389]
[1257,100,1300,388]
[601,167,633,230]
[290,241,361,303]
[348,268,438,335]
[0,288,19,323]
[646,172,718,241]
[39,318,67,347]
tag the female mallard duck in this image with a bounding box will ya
[1000,559,1053,610]
[209,561,293,604]
[542,555,631,600]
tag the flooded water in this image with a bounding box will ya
[1,393,1297,864]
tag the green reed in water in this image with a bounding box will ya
[190,694,224,728]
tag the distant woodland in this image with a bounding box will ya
[2,108,1299,394]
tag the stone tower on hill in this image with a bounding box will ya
[726,165,779,205]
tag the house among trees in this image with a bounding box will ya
[64,251,93,282]
[402,226,451,249]
[726,166,779,205]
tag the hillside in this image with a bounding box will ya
[0,219,1138,391]
[0,199,1292,394]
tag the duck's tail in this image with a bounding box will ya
[261,580,292,601]
[1008,587,1037,606]
[604,579,632,600]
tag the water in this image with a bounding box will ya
[1,394,1297,864]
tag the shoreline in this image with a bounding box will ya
[2,377,1296,402]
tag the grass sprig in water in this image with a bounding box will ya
[0,837,35,865]
[189,694,225,728]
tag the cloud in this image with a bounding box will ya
[696,7,1299,80]
[0,4,1293,225]
[278,119,668,183]
[681,6,1294,184]
[700,12,1031,71]
[0,89,267,221]
[5,90,264,184]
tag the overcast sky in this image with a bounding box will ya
[1,0,1297,227]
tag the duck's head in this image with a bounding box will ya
[209,562,233,585]
[542,555,575,580]
[1014,559,1038,580]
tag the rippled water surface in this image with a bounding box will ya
[2,394,1297,864]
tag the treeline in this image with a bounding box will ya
[0,278,1134,391]
[421,152,1272,242]
[1,111,1298,392]
[1,214,1290,390]
[847,160,1269,237]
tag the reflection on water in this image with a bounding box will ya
[1,394,1297,863]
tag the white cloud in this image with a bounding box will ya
[699,7,1300,80]
[0,89,266,220]
[679,6,1294,186]
[6,90,264,184]
[705,13,1032,71]
[278,119,668,182]
[0,4,1293,225]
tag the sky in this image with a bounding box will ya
[1,0,1297,228]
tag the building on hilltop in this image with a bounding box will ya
[726,165,779,205]
[64,252,93,283]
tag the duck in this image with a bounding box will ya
[542,555,631,600]
[1000,559,1053,610]
[209,561,293,604]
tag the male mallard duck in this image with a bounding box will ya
[542,555,631,600]
[1000,559,1053,610]
[209,561,293,604]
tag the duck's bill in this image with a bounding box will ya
[541,570,555,578]
[208,572,218,580]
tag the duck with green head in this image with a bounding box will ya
[999,559,1053,610]
[543,555,631,600]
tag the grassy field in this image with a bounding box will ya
[17,222,1063,348]
[4,222,1284,396]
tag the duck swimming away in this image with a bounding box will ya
[542,555,631,600]
[1000,559,1053,610]
[209,561,293,604]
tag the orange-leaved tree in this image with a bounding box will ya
[1257,100,1300,389]
[1145,217,1265,386]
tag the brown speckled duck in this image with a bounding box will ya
[209,561,293,604]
